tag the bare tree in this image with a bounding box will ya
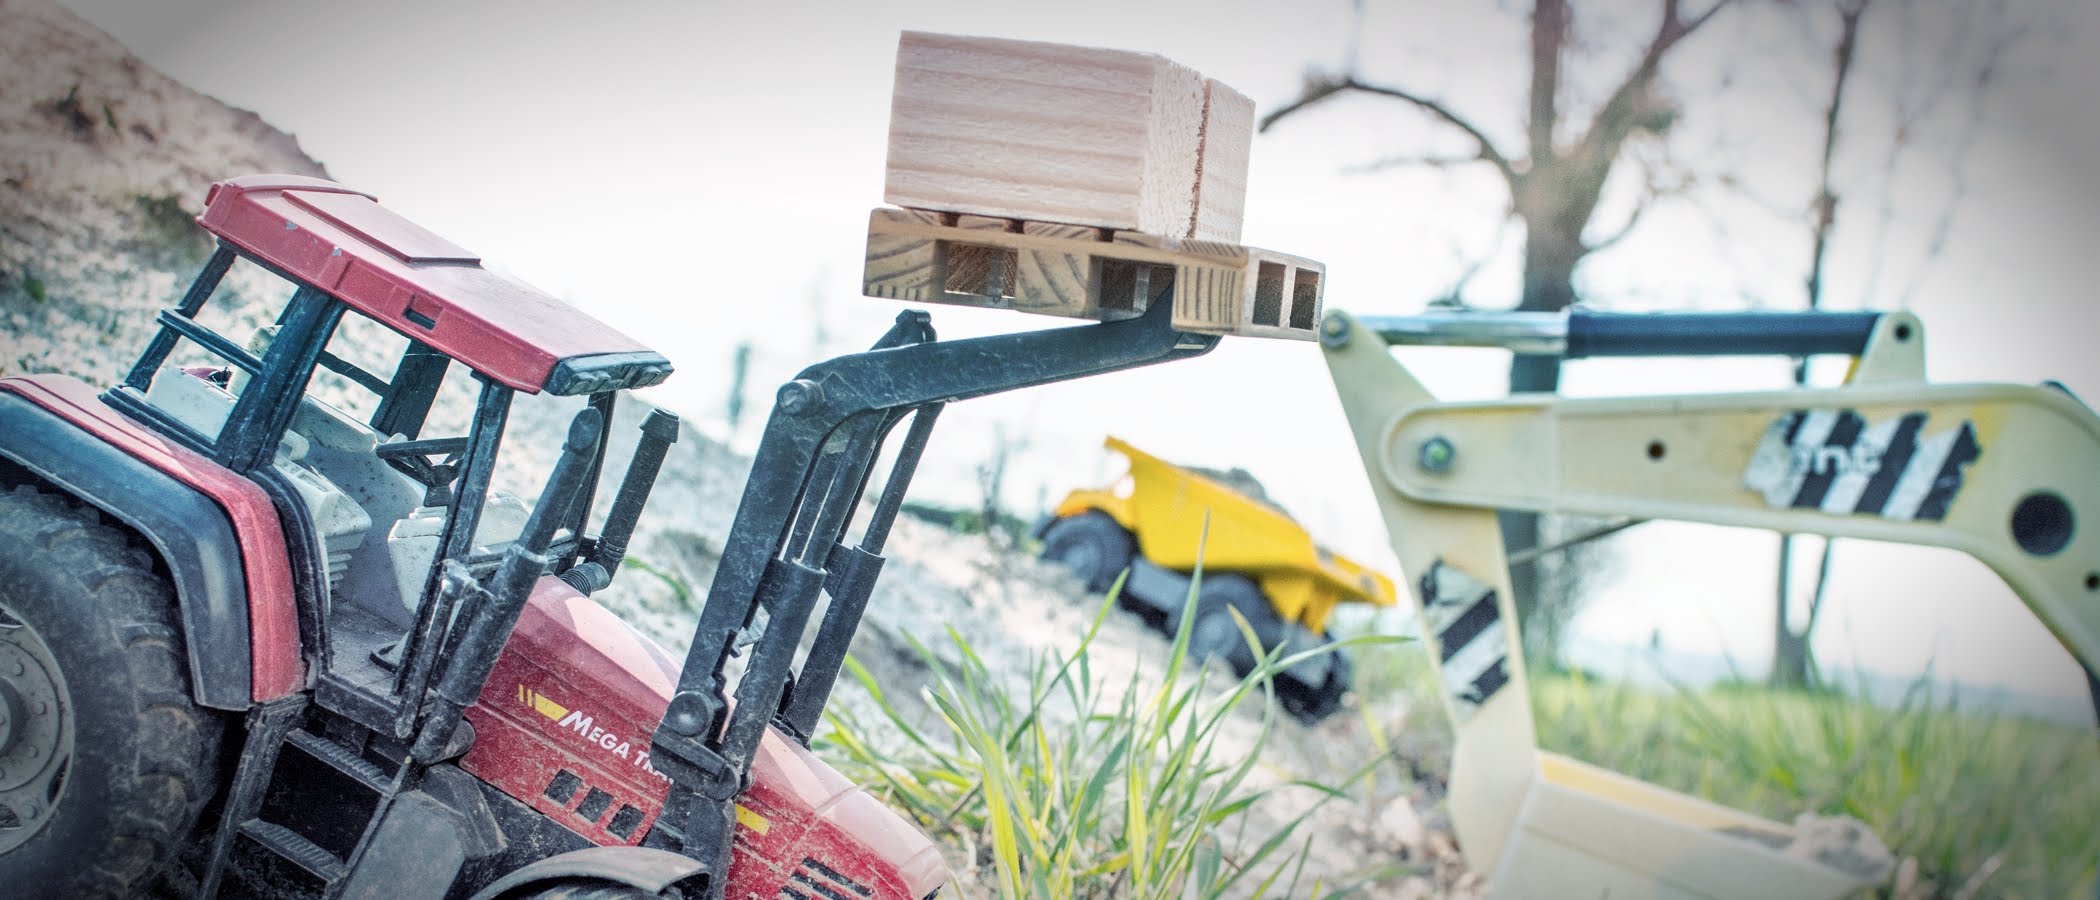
[1769,0,2022,688]
[1265,0,1734,660]
[1771,0,1870,691]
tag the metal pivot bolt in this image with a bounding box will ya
[1319,312,1352,349]
[663,690,714,736]
[1417,436,1456,474]
[776,379,823,416]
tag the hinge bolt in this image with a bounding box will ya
[1417,436,1456,474]
[776,379,822,416]
[663,690,713,736]
[1319,312,1352,349]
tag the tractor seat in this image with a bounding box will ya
[384,492,531,613]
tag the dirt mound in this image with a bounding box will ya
[0,0,328,382]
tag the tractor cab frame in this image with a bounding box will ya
[79,175,685,896]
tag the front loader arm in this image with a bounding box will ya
[643,299,1217,892]
[1374,380,2100,668]
[1319,308,2100,886]
[1324,310,2100,677]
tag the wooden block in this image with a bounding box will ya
[940,214,1017,302]
[862,208,942,301]
[1223,249,1324,339]
[884,31,1231,239]
[1169,239,1250,332]
[1192,79,1255,243]
[1015,221,1101,316]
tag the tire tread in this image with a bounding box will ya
[0,485,224,897]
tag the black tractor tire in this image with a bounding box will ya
[1037,511,1136,594]
[1279,647,1353,725]
[0,486,226,898]
[512,878,680,899]
[1178,575,1277,679]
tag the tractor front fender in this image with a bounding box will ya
[469,846,709,900]
[0,391,253,709]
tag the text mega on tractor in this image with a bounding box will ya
[0,32,1329,900]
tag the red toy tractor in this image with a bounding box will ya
[0,174,1241,898]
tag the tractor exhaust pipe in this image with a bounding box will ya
[562,407,680,595]
[413,407,603,762]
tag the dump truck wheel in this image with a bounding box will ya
[1279,649,1352,724]
[1037,511,1135,594]
[1180,575,1274,678]
[0,486,225,898]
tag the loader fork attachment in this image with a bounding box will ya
[641,299,1215,889]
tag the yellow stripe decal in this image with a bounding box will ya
[734,803,770,835]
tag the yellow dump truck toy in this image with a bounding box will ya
[1035,436,1398,721]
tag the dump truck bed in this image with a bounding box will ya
[1054,436,1395,633]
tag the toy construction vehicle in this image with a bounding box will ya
[1319,306,2100,898]
[0,32,1325,900]
[1036,437,1397,722]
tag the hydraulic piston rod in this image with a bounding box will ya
[1351,309,1883,359]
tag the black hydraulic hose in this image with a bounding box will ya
[713,558,827,777]
[778,403,943,739]
[562,407,680,595]
[412,407,602,761]
[859,404,940,555]
[1565,309,1881,359]
[788,413,890,569]
[1357,308,1884,359]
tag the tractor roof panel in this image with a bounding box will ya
[195,175,670,395]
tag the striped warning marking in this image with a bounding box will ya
[518,684,569,721]
[1743,408,1980,521]
[1420,562,1508,721]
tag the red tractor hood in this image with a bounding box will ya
[462,580,947,898]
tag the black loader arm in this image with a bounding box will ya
[642,298,1216,889]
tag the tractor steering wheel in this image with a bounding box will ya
[374,436,470,505]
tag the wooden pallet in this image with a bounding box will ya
[861,207,1323,341]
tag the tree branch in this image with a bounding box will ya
[1529,0,1569,165]
[1340,153,1500,175]
[1262,74,1520,190]
[1584,197,1650,253]
[1438,216,1517,306]
[1804,0,1869,318]
[1800,535,1836,640]
[1258,73,1350,132]
[1572,0,1736,170]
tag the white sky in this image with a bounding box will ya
[58,0,2100,714]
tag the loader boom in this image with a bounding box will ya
[1319,307,2098,898]
[643,300,1221,885]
